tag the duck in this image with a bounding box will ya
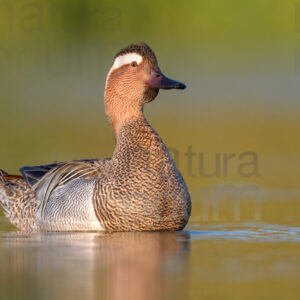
[0,43,191,233]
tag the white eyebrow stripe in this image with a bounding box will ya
[111,53,143,71]
[105,53,143,88]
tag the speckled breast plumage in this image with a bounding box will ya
[93,118,191,231]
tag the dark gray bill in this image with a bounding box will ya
[146,70,186,90]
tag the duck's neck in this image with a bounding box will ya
[112,116,175,173]
[113,116,160,159]
[105,92,144,136]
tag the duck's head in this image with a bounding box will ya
[105,43,186,133]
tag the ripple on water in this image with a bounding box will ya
[186,223,300,242]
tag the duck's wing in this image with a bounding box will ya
[20,159,109,187]
[30,159,110,219]
[20,162,63,187]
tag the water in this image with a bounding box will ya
[0,223,300,300]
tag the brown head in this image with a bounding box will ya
[105,43,186,134]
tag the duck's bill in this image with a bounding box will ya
[146,70,186,90]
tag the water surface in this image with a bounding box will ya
[1,223,300,300]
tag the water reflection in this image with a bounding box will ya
[0,232,190,300]
[1,224,300,299]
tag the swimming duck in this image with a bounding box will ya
[0,43,191,232]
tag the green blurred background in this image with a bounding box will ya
[0,0,299,227]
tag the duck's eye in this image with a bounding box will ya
[131,61,138,67]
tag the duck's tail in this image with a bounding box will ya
[0,169,38,232]
[0,169,10,215]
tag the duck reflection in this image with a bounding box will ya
[0,232,190,300]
